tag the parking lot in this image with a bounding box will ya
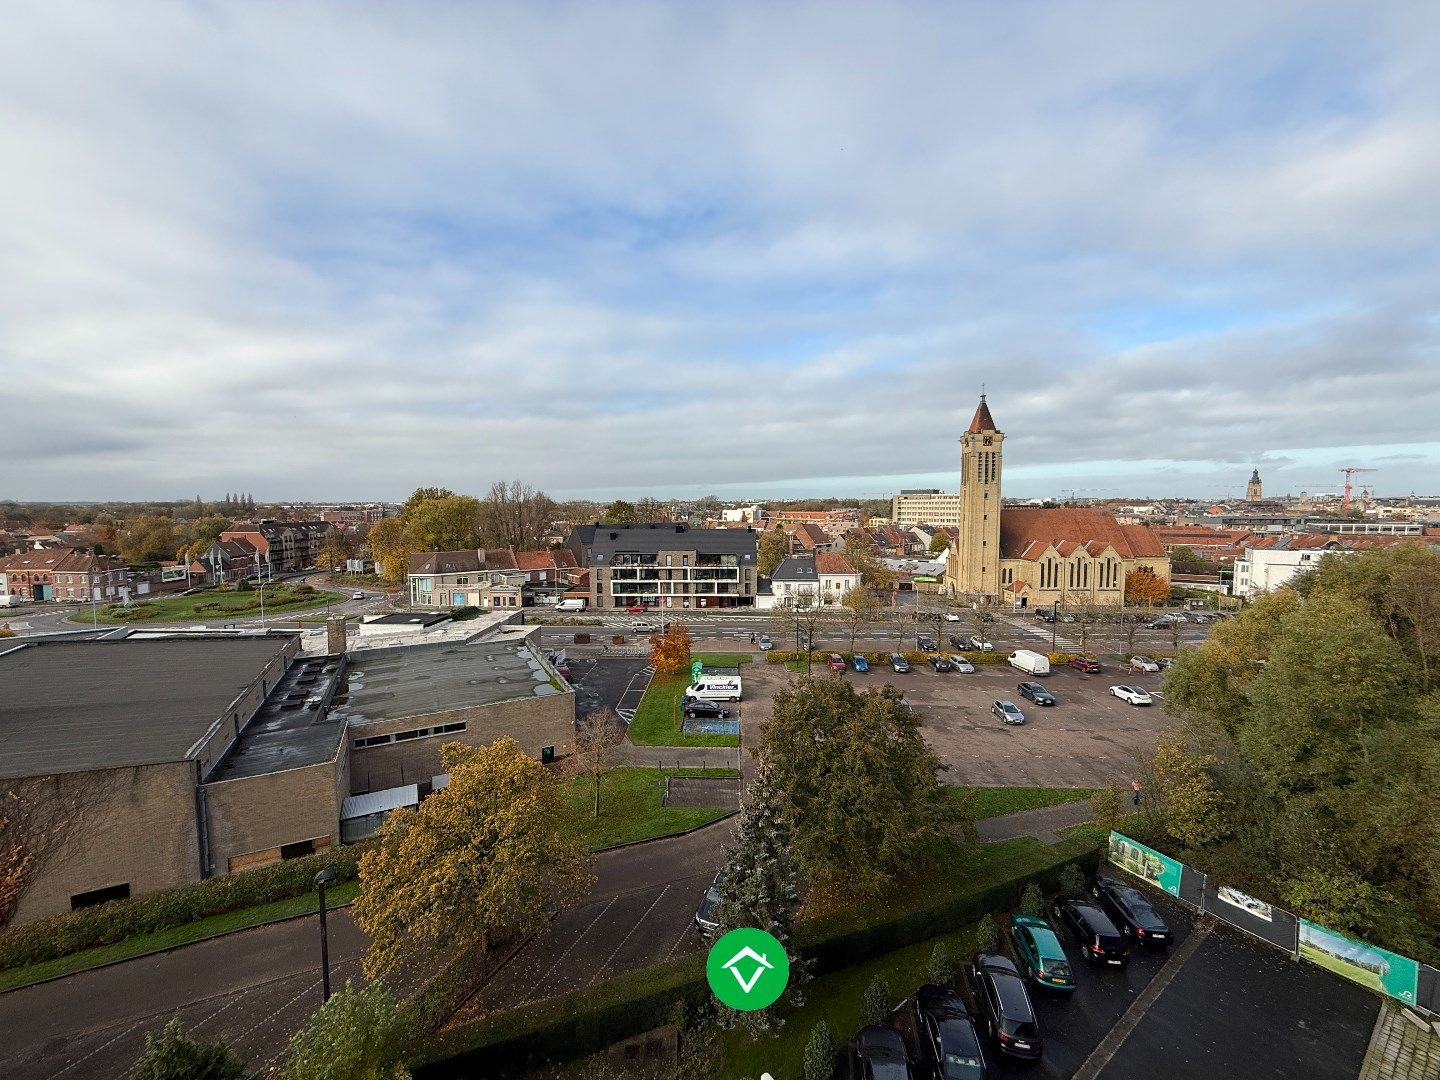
[844,658,1170,787]
[860,889,1380,1080]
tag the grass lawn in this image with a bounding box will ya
[951,784,1096,822]
[627,653,750,748]
[720,922,980,1079]
[68,585,345,624]
[564,767,739,849]
[0,880,358,993]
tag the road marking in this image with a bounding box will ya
[49,1017,148,1077]
[588,885,672,986]
[530,897,620,993]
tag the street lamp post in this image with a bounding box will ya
[314,867,336,1002]
[1051,600,1060,652]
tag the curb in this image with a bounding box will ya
[593,810,740,853]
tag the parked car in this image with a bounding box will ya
[351,591,366,600]
[1055,900,1131,967]
[828,653,847,673]
[850,654,870,672]
[928,655,954,672]
[943,611,962,622]
[1017,681,1056,706]
[917,635,939,653]
[798,633,811,650]
[967,952,1042,1060]
[631,621,660,633]
[914,984,988,1080]
[1129,655,1161,673]
[1090,876,1172,947]
[970,635,994,651]
[1010,914,1076,992]
[1035,610,1056,624]
[682,696,731,720]
[949,634,970,650]
[856,1025,914,1080]
[992,699,1025,725]
[890,653,911,673]
[1156,656,1177,669]
[1069,656,1102,673]
[1110,685,1153,706]
[949,655,976,673]
[693,872,723,936]
[625,603,646,614]
[758,634,773,651]
[554,661,572,680]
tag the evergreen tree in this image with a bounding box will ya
[860,973,891,1026]
[711,758,806,1034]
[1020,883,1045,917]
[802,1020,835,1080]
[130,1018,246,1080]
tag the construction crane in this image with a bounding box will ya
[1339,467,1377,512]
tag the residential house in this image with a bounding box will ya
[760,553,862,609]
[408,549,525,609]
[0,547,132,603]
[218,520,333,576]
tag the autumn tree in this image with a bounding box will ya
[758,529,791,577]
[650,624,694,677]
[927,532,950,555]
[366,518,414,583]
[1124,568,1168,607]
[761,678,950,900]
[478,480,557,551]
[1142,736,1225,847]
[402,486,457,514]
[403,495,483,551]
[1090,780,1127,836]
[841,585,880,651]
[280,981,410,1080]
[317,532,355,574]
[600,500,638,524]
[118,515,177,565]
[353,738,594,978]
[570,710,627,817]
[130,1019,246,1080]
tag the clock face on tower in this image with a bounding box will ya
[983,436,993,446]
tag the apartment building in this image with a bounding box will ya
[890,489,962,529]
[218,520,333,576]
[566,523,759,609]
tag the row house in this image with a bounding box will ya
[0,547,132,603]
[201,538,262,584]
[218,520,333,576]
[759,553,862,610]
[408,549,526,609]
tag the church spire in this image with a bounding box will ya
[967,393,997,434]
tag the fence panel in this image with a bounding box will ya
[1202,880,1299,952]
[1106,832,1184,896]
[1297,920,1421,1007]
[1419,966,1440,1016]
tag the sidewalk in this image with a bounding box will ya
[974,799,1095,844]
[1359,1002,1440,1080]
[613,744,741,771]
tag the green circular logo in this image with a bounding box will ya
[706,928,790,1010]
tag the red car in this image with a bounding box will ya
[827,653,847,673]
[1069,656,1102,673]
[625,604,646,614]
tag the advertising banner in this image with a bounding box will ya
[1203,880,1299,951]
[160,566,188,582]
[1299,919,1420,1006]
[1107,832,1183,896]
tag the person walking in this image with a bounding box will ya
[750,631,756,645]
[1131,779,1142,807]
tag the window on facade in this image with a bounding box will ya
[71,883,130,910]
[280,839,317,860]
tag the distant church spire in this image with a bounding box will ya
[1246,469,1263,502]
[968,393,997,434]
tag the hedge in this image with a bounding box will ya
[0,844,365,972]
[764,650,1077,667]
[412,839,1101,1077]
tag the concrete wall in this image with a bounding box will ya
[347,690,574,794]
[204,757,343,874]
[11,762,199,925]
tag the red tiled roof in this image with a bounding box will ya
[967,395,997,433]
[815,552,858,576]
[999,508,1168,561]
[792,523,831,548]
[513,550,557,572]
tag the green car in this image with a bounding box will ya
[1010,914,1076,992]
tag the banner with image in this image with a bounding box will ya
[1299,919,1419,1006]
[1107,832,1183,896]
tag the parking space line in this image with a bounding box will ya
[50,1017,148,1078]
[588,885,671,986]
[531,897,619,991]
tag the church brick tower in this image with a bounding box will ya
[1246,469,1263,502]
[948,395,1004,598]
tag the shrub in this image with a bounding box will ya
[1058,863,1087,901]
[1091,780,1127,835]
[1019,883,1045,917]
[974,913,999,954]
[860,973,892,1026]
[0,845,364,972]
[129,1018,246,1080]
[448,606,481,621]
[279,980,408,1080]
[924,942,952,985]
[803,1020,836,1080]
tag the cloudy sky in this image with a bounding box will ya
[2,1,1438,503]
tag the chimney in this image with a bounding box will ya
[326,615,347,655]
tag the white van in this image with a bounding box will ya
[1008,649,1051,676]
[685,676,743,702]
[554,598,588,612]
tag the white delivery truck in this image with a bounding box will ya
[1008,649,1051,676]
[685,675,743,702]
[554,598,588,611]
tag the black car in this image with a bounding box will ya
[928,655,954,672]
[949,634,969,650]
[914,984,988,1079]
[1090,876,1172,947]
[1055,900,1131,966]
[1017,681,1055,706]
[917,635,939,653]
[967,952,1042,1060]
[856,1025,913,1080]
[681,696,730,720]
[693,872,723,936]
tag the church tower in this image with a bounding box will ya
[948,395,1004,598]
[1246,469,1262,502]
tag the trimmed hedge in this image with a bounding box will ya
[413,839,1102,1077]
[764,650,1078,667]
[0,844,364,972]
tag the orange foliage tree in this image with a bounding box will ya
[650,624,694,677]
[1124,568,1169,606]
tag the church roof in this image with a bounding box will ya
[999,508,1167,561]
[967,395,997,433]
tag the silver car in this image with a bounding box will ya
[992,699,1026,725]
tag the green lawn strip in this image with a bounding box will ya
[0,880,359,993]
[952,784,1096,821]
[719,922,980,1079]
[564,768,741,849]
[626,653,749,748]
[67,587,346,625]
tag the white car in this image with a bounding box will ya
[1129,655,1161,673]
[970,636,994,652]
[1111,685,1153,706]
[943,611,961,622]
[351,592,365,601]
